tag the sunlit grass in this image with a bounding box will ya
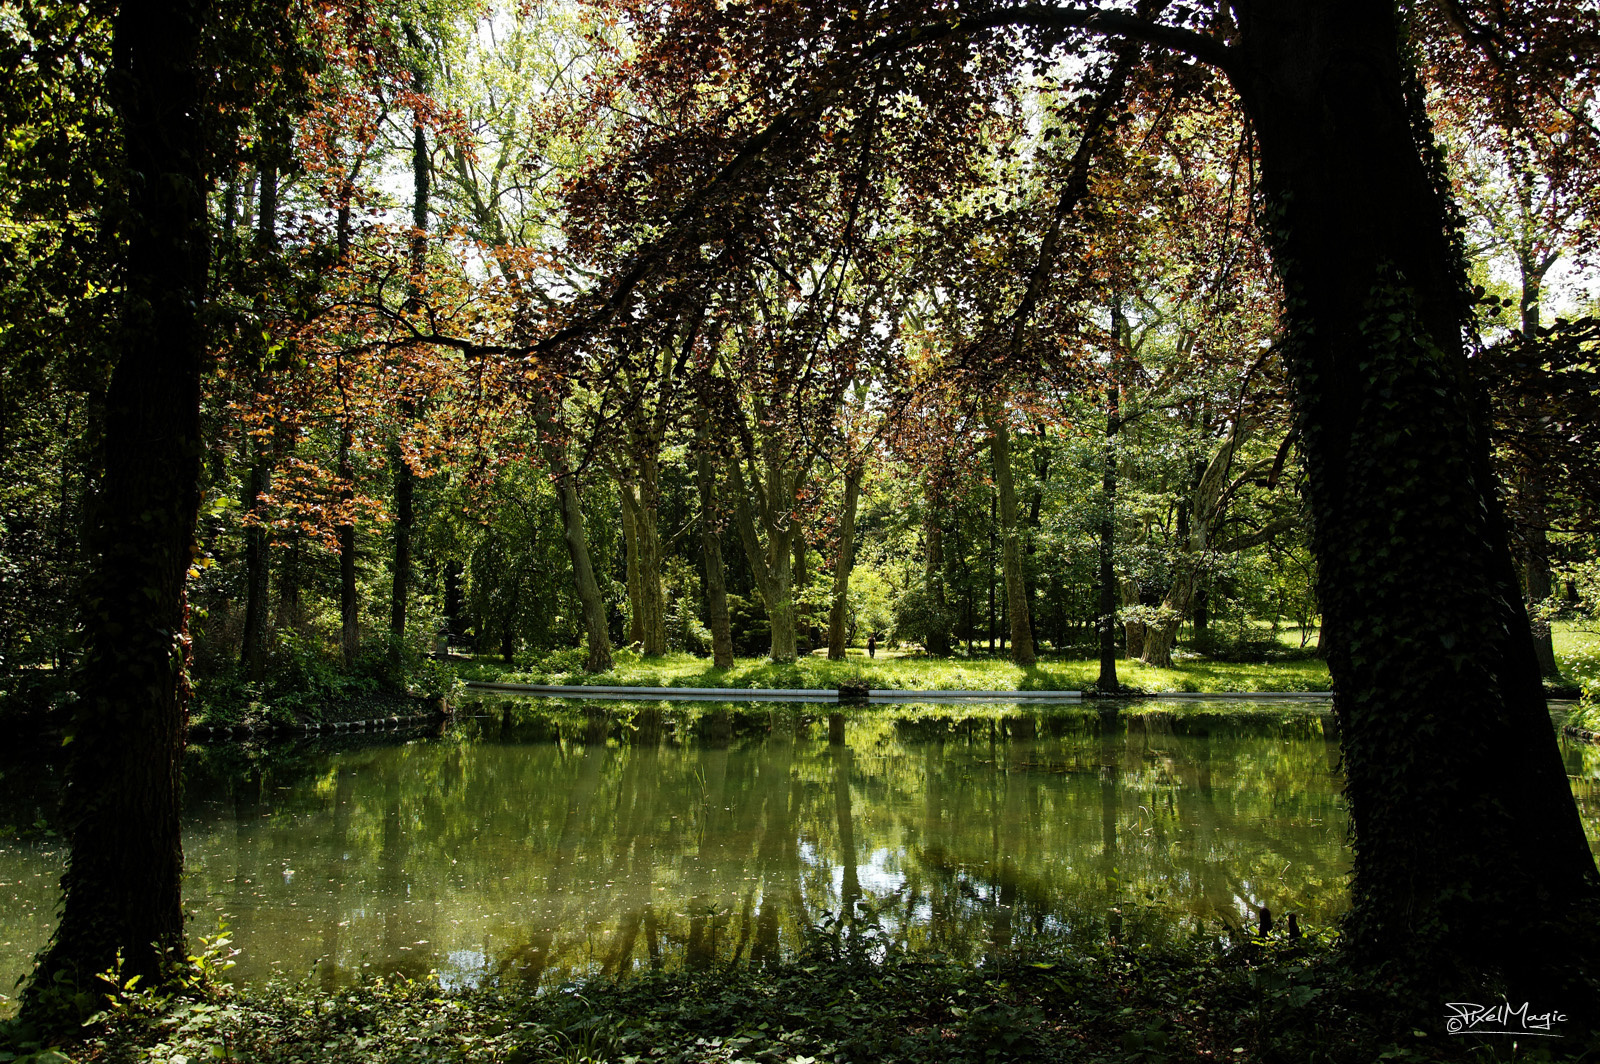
[1555,619,1600,689]
[456,646,1333,693]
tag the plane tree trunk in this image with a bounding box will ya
[1096,378,1120,689]
[826,462,862,659]
[985,413,1036,666]
[554,471,612,673]
[694,427,736,668]
[923,494,951,656]
[730,445,801,664]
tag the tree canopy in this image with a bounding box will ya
[3,0,1599,1033]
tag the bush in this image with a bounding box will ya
[189,634,455,728]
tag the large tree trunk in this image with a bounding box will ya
[1524,502,1561,680]
[987,417,1035,664]
[391,79,429,653]
[923,497,951,656]
[694,441,735,668]
[619,471,667,655]
[619,482,644,645]
[337,409,359,666]
[554,474,613,673]
[24,0,209,1021]
[731,453,798,664]
[390,442,413,646]
[1514,221,1561,680]
[240,133,281,681]
[240,440,272,679]
[1097,377,1120,689]
[1231,0,1599,994]
[334,192,360,667]
[826,463,862,659]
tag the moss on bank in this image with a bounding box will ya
[11,934,1573,1064]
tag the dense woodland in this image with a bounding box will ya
[4,0,1600,1042]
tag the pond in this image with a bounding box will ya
[2,699,1590,1012]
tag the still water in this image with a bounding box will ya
[13,698,1586,1011]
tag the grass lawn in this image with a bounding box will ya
[454,644,1333,694]
[1555,619,1600,690]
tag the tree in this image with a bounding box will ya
[23,0,212,1021]
[1215,0,1599,993]
[560,0,1599,998]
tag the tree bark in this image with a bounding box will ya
[554,473,612,673]
[694,438,735,668]
[240,438,272,679]
[619,470,667,655]
[923,495,951,656]
[337,398,358,666]
[1097,378,1120,689]
[391,71,429,653]
[730,451,798,663]
[619,482,644,645]
[390,441,413,646]
[24,0,209,1020]
[334,184,359,667]
[240,127,282,681]
[826,462,862,659]
[987,415,1036,665]
[1229,0,1600,993]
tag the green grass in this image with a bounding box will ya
[455,645,1332,694]
[1555,619,1600,691]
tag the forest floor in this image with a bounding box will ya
[28,932,1571,1064]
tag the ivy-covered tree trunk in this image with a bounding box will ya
[1232,0,1599,995]
[826,462,862,659]
[23,0,209,1022]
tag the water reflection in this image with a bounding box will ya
[172,702,1352,990]
[0,699,1431,1008]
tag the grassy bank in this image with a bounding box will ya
[457,647,1332,694]
[14,934,1564,1064]
[1555,620,1600,692]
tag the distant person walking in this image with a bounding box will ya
[866,634,877,658]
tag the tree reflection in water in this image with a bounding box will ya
[2,700,1385,998]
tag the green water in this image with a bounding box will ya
[10,700,1595,1012]
[3,700,1356,1007]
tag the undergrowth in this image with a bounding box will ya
[6,926,1588,1064]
